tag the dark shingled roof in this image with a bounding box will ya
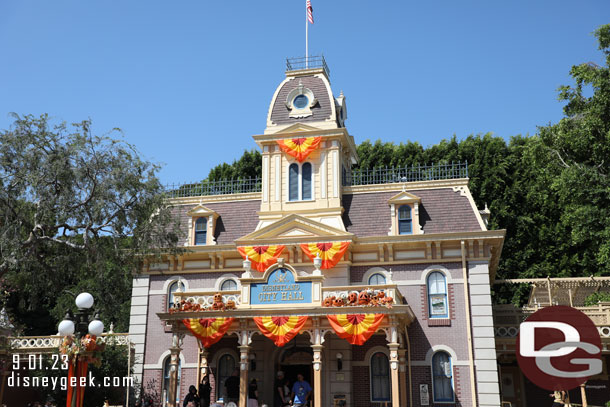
[173,188,481,245]
[270,76,334,125]
[172,200,260,245]
[342,188,482,237]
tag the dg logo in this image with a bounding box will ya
[516,305,602,391]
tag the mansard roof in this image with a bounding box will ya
[342,188,484,237]
[172,186,484,247]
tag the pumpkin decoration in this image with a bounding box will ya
[358,290,370,305]
[333,296,345,307]
[226,300,237,310]
[347,292,358,306]
[323,296,335,307]
[212,293,225,311]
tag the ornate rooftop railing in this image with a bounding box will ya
[286,55,330,77]
[343,162,468,186]
[165,177,262,198]
[164,162,468,198]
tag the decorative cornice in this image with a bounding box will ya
[344,178,470,194]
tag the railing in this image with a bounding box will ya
[343,162,468,186]
[174,290,242,308]
[493,303,610,338]
[286,55,330,77]
[4,333,131,352]
[164,162,468,198]
[165,177,262,198]
[322,283,405,306]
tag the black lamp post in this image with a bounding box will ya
[58,292,104,338]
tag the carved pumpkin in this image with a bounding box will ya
[323,296,334,307]
[358,290,370,305]
[348,292,358,305]
[333,297,345,307]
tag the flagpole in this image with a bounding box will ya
[305,0,309,68]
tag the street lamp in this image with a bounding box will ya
[57,292,105,407]
[58,292,104,338]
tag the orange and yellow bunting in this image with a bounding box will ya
[327,314,385,345]
[253,316,309,347]
[277,136,322,162]
[183,317,234,348]
[237,245,285,272]
[301,242,350,269]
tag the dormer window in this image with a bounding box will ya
[387,191,422,235]
[195,217,207,245]
[398,206,412,235]
[186,204,219,247]
[288,162,313,201]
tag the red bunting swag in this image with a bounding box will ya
[183,318,234,348]
[277,136,322,162]
[327,314,385,345]
[237,245,285,272]
[253,316,309,347]
[301,242,350,269]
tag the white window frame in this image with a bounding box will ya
[286,161,315,202]
[162,354,181,405]
[167,280,185,310]
[431,351,455,403]
[370,351,391,402]
[427,271,449,319]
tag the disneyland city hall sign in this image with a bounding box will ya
[250,268,312,305]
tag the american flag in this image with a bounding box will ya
[307,0,314,24]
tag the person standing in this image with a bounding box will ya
[274,371,289,407]
[290,374,312,407]
[199,375,212,407]
[183,385,200,407]
[247,378,259,407]
[224,369,241,405]
[549,390,567,407]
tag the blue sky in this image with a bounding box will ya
[0,1,608,184]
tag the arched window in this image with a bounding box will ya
[217,354,236,400]
[427,272,448,318]
[398,205,412,235]
[162,355,181,405]
[370,352,390,402]
[195,217,207,245]
[288,162,313,201]
[432,351,454,402]
[168,280,185,310]
[302,162,312,200]
[368,273,386,285]
[289,163,299,201]
[220,279,237,291]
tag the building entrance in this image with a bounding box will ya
[278,345,314,404]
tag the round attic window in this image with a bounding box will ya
[293,94,309,109]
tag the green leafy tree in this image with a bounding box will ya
[538,24,610,277]
[0,114,181,334]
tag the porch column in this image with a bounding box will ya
[388,342,400,407]
[312,344,323,407]
[310,318,324,407]
[198,347,209,396]
[168,333,183,407]
[398,348,407,407]
[238,344,250,407]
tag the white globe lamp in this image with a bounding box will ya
[88,319,104,336]
[75,292,94,309]
[58,319,75,336]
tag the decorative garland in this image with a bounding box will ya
[322,289,393,308]
[59,334,105,367]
